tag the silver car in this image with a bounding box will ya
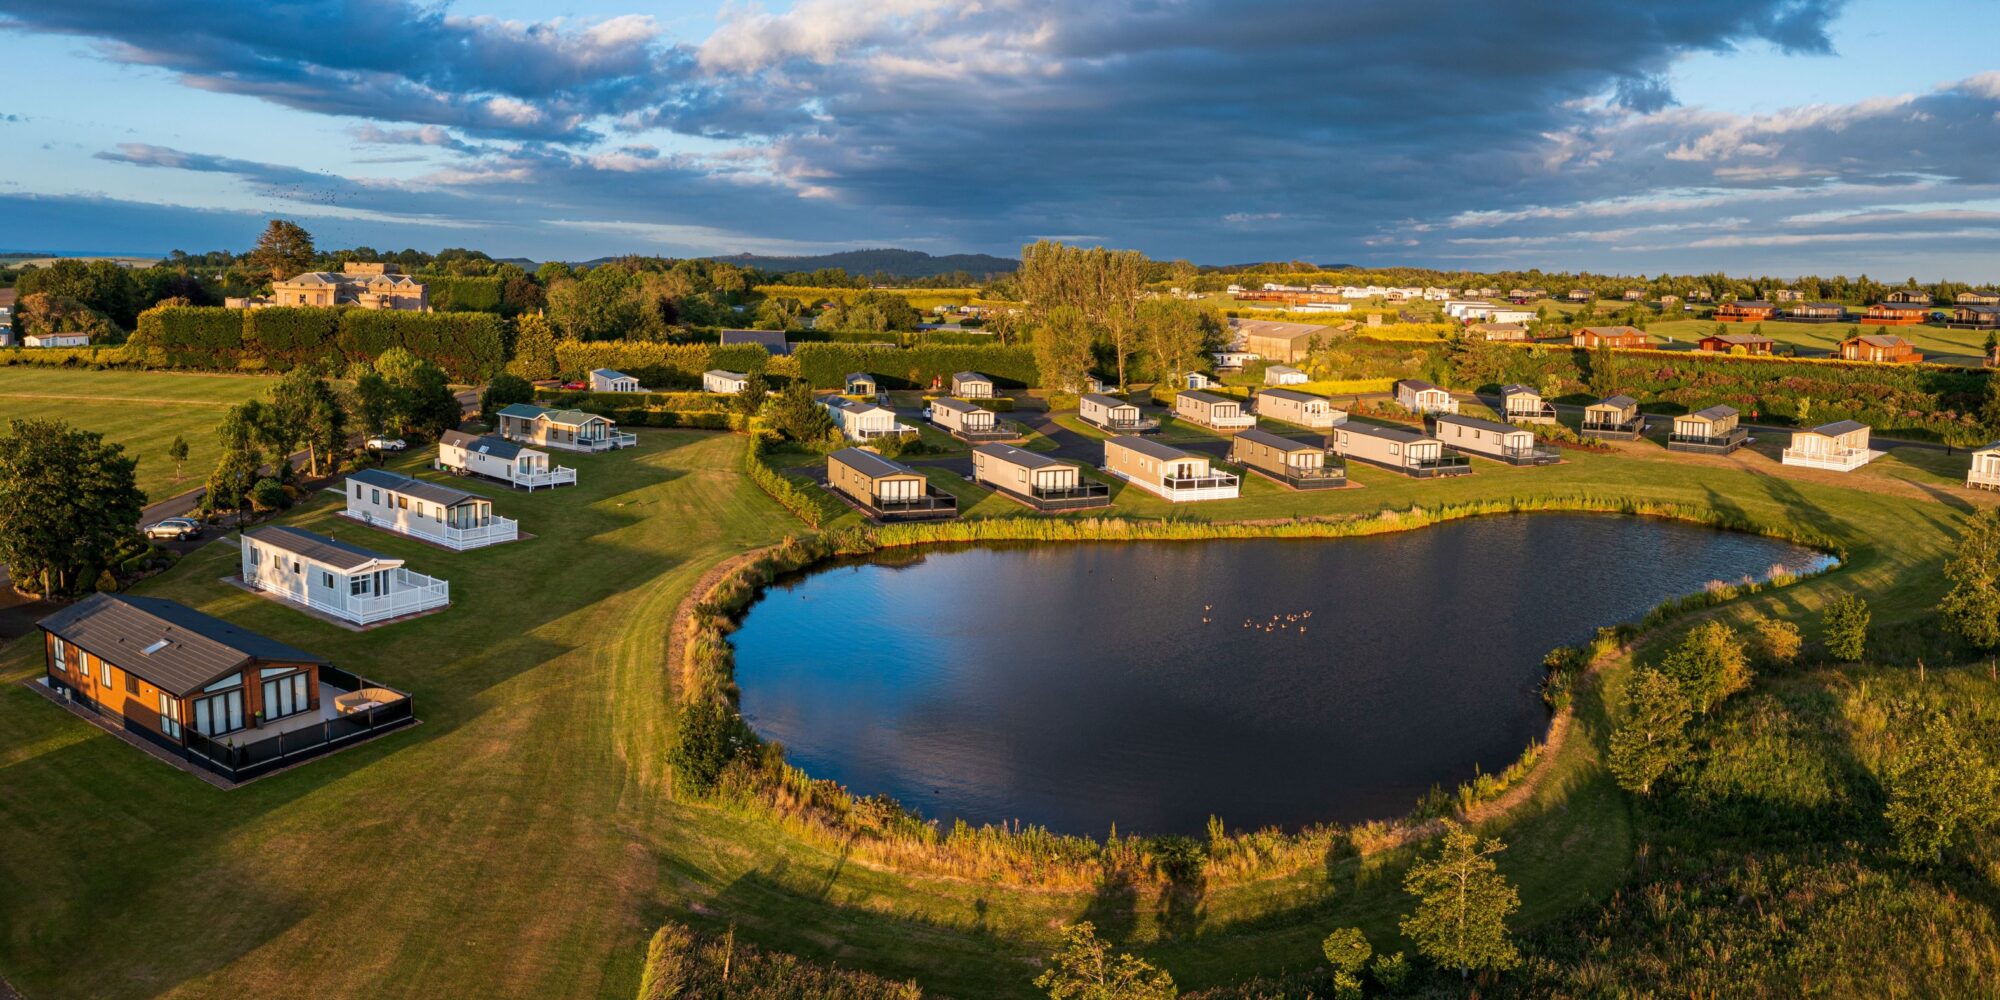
[143,517,202,541]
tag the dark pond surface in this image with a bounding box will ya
[732,514,1828,837]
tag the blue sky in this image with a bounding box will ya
[2,0,1998,278]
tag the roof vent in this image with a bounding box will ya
[141,638,171,655]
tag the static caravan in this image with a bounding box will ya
[438,430,576,490]
[1264,365,1309,386]
[1580,394,1643,440]
[972,443,1110,511]
[703,369,750,394]
[345,469,519,550]
[951,371,996,398]
[588,368,641,393]
[1173,390,1256,432]
[1433,413,1559,466]
[1840,334,1923,363]
[1499,384,1556,424]
[240,525,449,626]
[1782,420,1875,472]
[1078,393,1159,433]
[496,404,636,452]
[1968,443,2000,491]
[1668,405,1747,454]
[1394,379,1457,415]
[844,372,879,397]
[1102,436,1240,502]
[1254,388,1342,430]
[1228,427,1345,489]
[826,448,957,520]
[22,332,91,348]
[1185,371,1213,390]
[822,396,915,440]
[1570,326,1649,349]
[929,396,1015,441]
[1330,421,1470,478]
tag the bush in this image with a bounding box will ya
[1823,594,1871,661]
[1658,620,1752,713]
[248,477,289,513]
[93,568,119,593]
[416,274,504,313]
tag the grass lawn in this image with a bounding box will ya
[0,415,1988,997]
[0,367,274,502]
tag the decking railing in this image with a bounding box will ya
[249,568,449,625]
[1085,414,1162,433]
[516,466,577,489]
[1164,472,1242,491]
[1669,428,1749,452]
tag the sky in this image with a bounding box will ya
[1,0,1998,279]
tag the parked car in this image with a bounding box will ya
[561,381,588,390]
[143,517,202,541]
[365,437,408,452]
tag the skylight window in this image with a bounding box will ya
[141,638,171,655]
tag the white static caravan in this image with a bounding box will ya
[22,332,91,348]
[495,404,635,453]
[1499,384,1557,424]
[588,368,642,393]
[703,369,750,394]
[1264,365,1310,386]
[437,430,576,490]
[951,371,996,398]
[1394,379,1458,415]
[1254,388,1343,430]
[1969,443,2000,491]
[1432,413,1560,466]
[240,525,450,626]
[822,396,915,440]
[1102,436,1240,502]
[1184,372,1213,390]
[929,397,1013,441]
[1078,393,1159,433]
[1330,421,1471,478]
[1172,390,1256,432]
[1782,420,1877,472]
[344,468,519,551]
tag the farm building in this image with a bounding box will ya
[1838,334,1922,363]
[1499,384,1556,424]
[1329,422,1469,478]
[1228,428,1346,489]
[1782,420,1876,472]
[240,525,450,626]
[1254,388,1342,429]
[1078,393,1158,433]
[344,469,518,551]
[1102,436,1240,502]
[1580,395,1643,440]
[1173,390,1256,432]
[1570,326,1649,349]
[1394,379,1457,415]
[588,369,641,393]
[496,404,636,452]
[1433,413,1559,466]
[438,430,575,490]
[1667,405,1747,454]
[972,443,1110,511]
[1231,318,1331,363]
[826,448,957,520]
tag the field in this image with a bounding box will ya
[0,367,272,501]
[1646,317,1989,363]
[0,390,1990,997]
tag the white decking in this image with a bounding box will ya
[347,509,519,550]
[1109,470,1241,502]
[246,567,450,625]
[514,466,578,490]
[1781,447,1880,472]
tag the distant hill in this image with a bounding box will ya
[705,248,1018,278]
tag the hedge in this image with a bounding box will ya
[416,275,505,313]
[744,430,843,528]
[132,306,245,369]
[244,307,340,368]
[336,311,507,381]
[130,305,506,380]
[790,343,1039,390]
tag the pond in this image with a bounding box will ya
[731,514,1829,837]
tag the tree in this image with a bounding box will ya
[1608,670,1694,794]
[270,369,346,477]
[352,369,404,438]
[480,373,535,426]
[1822,594,1871,662]
[734,373,769,417]
[1883,713,1998,864]
[1399,821,1520,979]
[1032,307,1098,403]
[1137,299,1217,391]
[1749,614,1803,666]
[765,380,835,443]
[1017,241,1146,388]
[248,219,317,282]
[1658,620,1752,713]
[0,420,146,596]
[1321,927,1371,1000]
[1033,922,1177,1000]
[203,446,263,513]
[505,313,560,380]
[167,436,190,483]
[374,348,462,438]
[1941,507,2000,649]
[248,477,289,513]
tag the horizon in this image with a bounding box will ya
[2,0,1999,278]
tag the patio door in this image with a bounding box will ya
[261,670,310,721]
[193,689,245,736]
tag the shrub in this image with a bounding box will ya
[248,477,289,512]
[1823,594,1871,662]
[1750,615,1804,666]
[1658,621,1752,712]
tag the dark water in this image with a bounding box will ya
[731,514,1827,837]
